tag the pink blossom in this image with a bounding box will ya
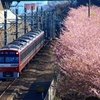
[53,5,100,98]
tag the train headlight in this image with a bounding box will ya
[16,52,18,54]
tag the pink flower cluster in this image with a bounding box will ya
[53,5,100,98]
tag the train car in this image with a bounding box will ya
[0,29,44,78]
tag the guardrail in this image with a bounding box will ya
[44,79,56,100]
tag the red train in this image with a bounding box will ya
[0,29,45,78]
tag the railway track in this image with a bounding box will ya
[0,42,55,100]
[0,79,17,99]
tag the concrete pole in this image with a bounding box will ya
[31,5,34,31]
[88,0,91,17]
[16,9,18,39]
[24,7,27,34]
[4,10,7,45]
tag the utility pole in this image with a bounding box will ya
[16,8,18,39]
[4,10,7,45]
[31,5,34,31]
[88,0,91,17]
[24,7,27,34]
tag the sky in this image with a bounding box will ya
[11,1,48,14]
[11,1,68,14]
[12,1,48,6]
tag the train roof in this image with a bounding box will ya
[20,35,33,40]
[1,29,44,51]
[9,41,26,47]
[25,34,36,38]
[2,44,20,49]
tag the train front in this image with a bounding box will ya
[0,50,19,78]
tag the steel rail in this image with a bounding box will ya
[0,78,17,99]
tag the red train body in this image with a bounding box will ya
[0,30,44,78]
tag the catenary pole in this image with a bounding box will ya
[4,10,7,45]
[88,0,91,17]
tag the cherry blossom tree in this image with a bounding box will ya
[53,5,100,99]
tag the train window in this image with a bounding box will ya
[20,42,36,62]
[5,57,18,63]
[9,52,16,54]
[0,57,4,62]
[0,52,4,54]
[5,52,8,54]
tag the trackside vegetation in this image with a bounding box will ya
[53,5,100,100]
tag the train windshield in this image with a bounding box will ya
[0,51,18,63]
[5,57,18,63]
